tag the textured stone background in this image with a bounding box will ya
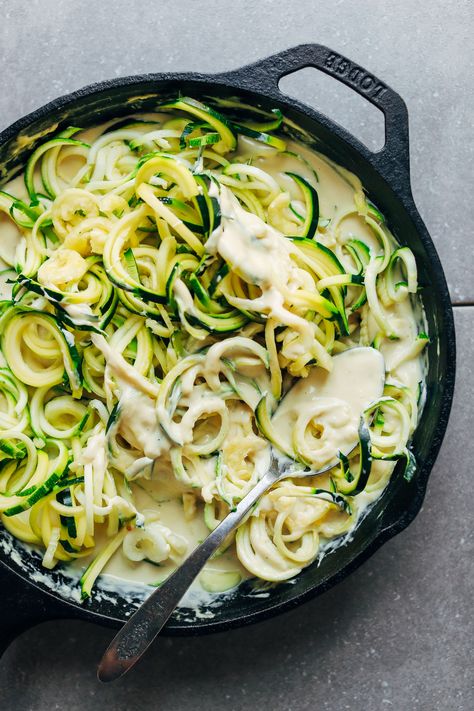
[0,1,472,709]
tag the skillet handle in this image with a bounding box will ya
[0,564,42,657]
[219,44,411,193]
[0,563,67,658]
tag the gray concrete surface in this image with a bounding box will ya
[0,0,472,709]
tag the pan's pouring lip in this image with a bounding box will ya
[0,44,456,636]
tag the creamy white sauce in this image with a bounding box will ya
[272,347,385,469]
[91,333,159,399]
[118,386,170,460]
[0,120,426,603]
[205,184,316,355]
[62,302,94,319]
[206,184,296,289]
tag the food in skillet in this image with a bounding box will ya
[0,98,427,598]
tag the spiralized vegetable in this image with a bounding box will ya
[0,97,427,596]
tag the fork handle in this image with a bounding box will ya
[97,467,278,682]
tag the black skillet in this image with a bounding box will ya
[0,44,456,657]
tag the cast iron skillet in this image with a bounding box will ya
[0,44,455,657]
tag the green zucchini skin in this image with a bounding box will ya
[25,130,89,200]
[255,394,295,461]
[0,96,425,600]
[0,305,83,397]
[290,237,349,335]
[285,172,319,238]
[334,418,372,495]
[159,97,237,153]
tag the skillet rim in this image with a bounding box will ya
[0,45,456,636]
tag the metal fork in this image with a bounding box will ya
[98,346,384,681]
[97,454,338,682]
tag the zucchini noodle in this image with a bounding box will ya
[0,97,427,597]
